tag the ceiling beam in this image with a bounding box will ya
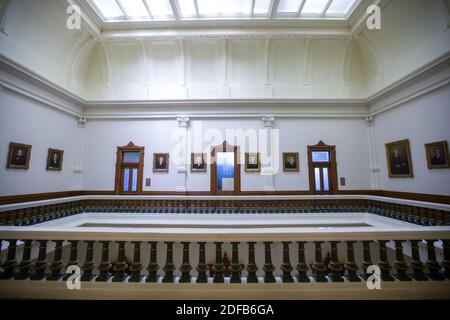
[114,0,129,19]
[321,0,334,17]
[193,0,200,17]
[297,0,306,17]
[142,0,154,19]
[269,0,280,19]
[169,0,181,20]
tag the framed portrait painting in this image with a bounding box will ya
[245,152,260,172]
[191,153,207,172]
[153,153,169,172]
[425,140,449,169]
[283,152,299,172]
[7,142,31,169]
[47,148,64,171]
[385,139,413,178]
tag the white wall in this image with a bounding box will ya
[83,117,370,192]
[0,89,80,196]
[373,85,450,196]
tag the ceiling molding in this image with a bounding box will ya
[0,54,85,106]
[100,27,352,40]
[366,52,450,103]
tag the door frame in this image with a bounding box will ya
[307,140,338,194]
[115,141,145,195]
[210,141,241,195]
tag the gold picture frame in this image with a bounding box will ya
[244,152,260,172]
[283,152,299,172]
[425,140,449,169]
[7,142,32,169]
[153,153,169,172]
[191,153,207,172]
[46,148,64,171]
[385,139,413,178]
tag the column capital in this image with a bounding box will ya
[78,117,87,128]
[177,116,190,128]
[365,115,375,126]
[262,115,275,127]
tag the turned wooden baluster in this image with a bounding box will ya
[281,242,293,283]
[393,240,411,281]
[263,242,275,283]
[442,240,450,279]
[112,241,128,282]
[129,241,143,282]
[0,240,18,279]
[426,239,444,280]
[96,241,112,282]
[359,240,373,280]
[196,242,208,283]
[246,242,258,283]
[146,241,159,283]
[328,241,344,282]
[15,240,33,280]
[179,242,192,283]
[30,240,49,280]
[378,240,394,281]
[162,241,175,283]
[409,240,427,281]
[47,240,65,280]
[344,241,360,282]
[296,241,310,282]
[81,241,96,281]
[230,242,242,283]
[213,242,225,283]
[312,241,327,282]
[63,240,79,281]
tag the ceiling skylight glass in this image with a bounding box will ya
[144,0,174,18]
[118,0,149,18]
[88,0,359,22]
[92,0,124,19]
[277,0,302,13]
[196,0,252,16]
[178,0,197,17]
[300,0,330,15]
[325,0,356,16]
[253,0,272,15]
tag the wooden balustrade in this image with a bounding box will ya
[2,238,449,283]
[1,197,449,227]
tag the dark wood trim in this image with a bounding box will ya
[0,190,449,205]
[114,142,144,195]
[374,190,450,205]
[307,140,338,194]
[0,191,81,205]
[210,141,241,195]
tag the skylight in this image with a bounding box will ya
[89,0,359,21]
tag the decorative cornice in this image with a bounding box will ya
[0,55,85,106]
[367,52,450,104]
